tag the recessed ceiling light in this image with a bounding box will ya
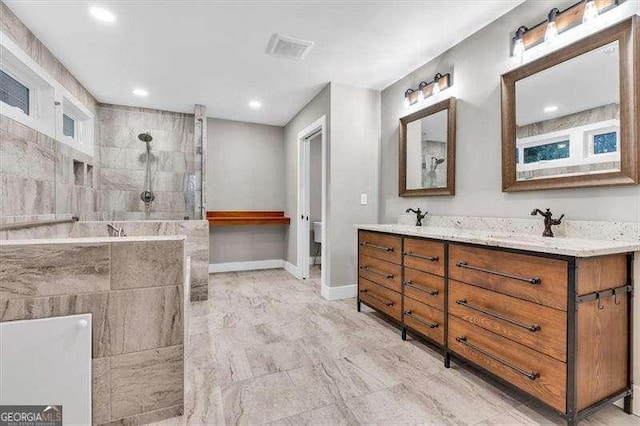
[249,100,262,109]
[132,88,148,97]
[544,105,558,113]
[89,7,116,23]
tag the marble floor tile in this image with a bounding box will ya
[146,268,639,426]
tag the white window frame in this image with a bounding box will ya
[0,30,95,156]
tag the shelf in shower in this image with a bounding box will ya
[207,211,291,226]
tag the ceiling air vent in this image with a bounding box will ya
[266,33,314,61]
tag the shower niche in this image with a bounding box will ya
[399,97,457,196]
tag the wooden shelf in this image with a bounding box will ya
[207,211,291,226]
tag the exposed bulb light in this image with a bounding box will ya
[403,96,411,109]
[432,73,442,95]
[513,26,528,58]
[249,100,262,109]
[132,88,148,97]
[403,89,414,109]
[417,82,427,102]
[544,8,560,43]
[583,0,599,23]
[89,7,116,23]
[544,105,559,113]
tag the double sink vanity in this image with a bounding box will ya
[356,223,637,425]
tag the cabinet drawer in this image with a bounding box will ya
[403,268,444,310]
[358,278,401,321]
[449,280,567,362]
[403,297,444,345]
[359,255,402,292]
[403,238,445,276]
[449,316,566,412]
[359,231,402,265]
[449,244,568,311]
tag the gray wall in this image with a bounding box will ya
[328,83,381,287]
[380,0,640,225]
[207,118,286,263]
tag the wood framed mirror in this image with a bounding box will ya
[399,97,456,197]
[501,16,638,192]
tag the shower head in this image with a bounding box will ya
[138,132,153,143]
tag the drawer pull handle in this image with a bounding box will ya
[456,299,540,332]
[456,336,539,381]
[360,242,394,252]
[403,281,438,296]
[404,251,439,262]
[359,289,394,307]
[360,265,394,279]
[403,310,438,328]
[455,262,541,285]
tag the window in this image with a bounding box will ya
[0,69,29,114]
[523,140,570,164]
[593,131,617,154]
[63,113,75,138]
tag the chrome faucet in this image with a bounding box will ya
[107,223,126,237]
[406,208,427,227]
[530,208,564,237]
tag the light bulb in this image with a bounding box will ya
[403,96,410,109]
[417,90,425,102]
[432,81,440,96]
[544,22,558,43]
[513,38,525,58]
[583,0,598,23]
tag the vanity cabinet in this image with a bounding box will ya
[356,229,633,425]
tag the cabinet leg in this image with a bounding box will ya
[444,352,451,369]
[401,326,407,341]
[625,394,633,414]
[357,300,361,312]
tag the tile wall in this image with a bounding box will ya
[0,237,186,425]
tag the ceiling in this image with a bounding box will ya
[516,41,620,126]
[7,0,524,126]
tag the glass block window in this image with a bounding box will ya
[523,141,570,164]
[593,131,617,154]
[0,70,29,115]
[63,114,75,138]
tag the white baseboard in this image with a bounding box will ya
[283,261,300,278]
[321,283,357,300]
[209,259,284,273]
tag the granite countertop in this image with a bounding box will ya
[356,224,640,257]
[0,235,187,246]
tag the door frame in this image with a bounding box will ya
[296,115,327,287]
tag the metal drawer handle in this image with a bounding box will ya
[403,281,438,296]
[456,336,539,381]
[456,299,540,332]
[360,242,394,252]
[360,265,394,279]
[456,262,541,285]
[360,289,394,307]
[403,310,438,328]
[404,251,439,262]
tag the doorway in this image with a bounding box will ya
[297,116,327,286]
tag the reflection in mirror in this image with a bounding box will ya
[515,41,620,181]
[406,109,448,190]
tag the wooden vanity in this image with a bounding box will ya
[357,228,634,425]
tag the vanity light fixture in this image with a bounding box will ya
[403,73,451,109]
[544,8,560,43]
[510,0,618,57]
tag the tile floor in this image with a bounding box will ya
[151,267,639,425]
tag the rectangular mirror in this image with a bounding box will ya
[399,97,456,196]
[502,17,638,192]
